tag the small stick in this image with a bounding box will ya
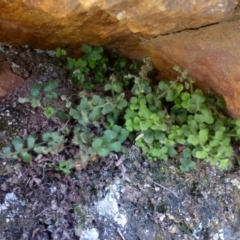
[115,155,125,167]
[117,228,126,240]
[153,181,180,199]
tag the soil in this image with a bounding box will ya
[0,44,240,240]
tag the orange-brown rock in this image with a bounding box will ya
[0,0,240,116]
[137,19,240,118]
[0,62,25,97]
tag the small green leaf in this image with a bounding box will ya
[219,159,229,169]
[102,104,113,115]
[12,138,24,152]
[166,88,177,102]
[104,129,117,141]
[30,84,41,97]
[140,120,151,131]
[235,119,240,127]
[210,157,220,166]
[209,139,219,147]
[143,131,154,145]
[89,61,96,69]
[149,147,159,158]
[236,129,240,136]
[215,130,224,140]
[20,151,33,162]
[118,128,129,143]
[56,110,69,122]
[41,132,52,142]
[89,108,101,121]
[75,59,87,68]
[192,90,206,104]
[78,97,88,110]
[198,129,208,143]
[92,138,103,150]
[93,45,103,54]
[158,81,170,91]
[2,146,11,155]
[110,141,122,152]
[92,95,101,105]
[139,98,146,106]
[161,146,168,153]
[50,132,62,143]
[202,109,214,124]
[154,131,166,141]
[195,150,207,159]
[181,92,190,101]
[97,148,109,157]
[180,161,196,171]
[82,44,92,53]
[55,47,67,57]
[33,146,47,154]
[112,125,121,133]
[187,119,198,131]
[187,135,199,146]
[44,107,56,118]
[104,83,112,91]
[221,138,231,147]
[182,148,192,158]
[168,147,178,158]
[43,79,58,92]
[125,119,133,132]
[69,108,81,120]
[26,135,36,148]
[180,157,196,171]
[130,97,138,104]
[117,99,127,109]
[57,160,73,174]
[67,58,76,70]
[113,82,123,93]
[194,114,204,123]
[46,92,58,100]
[30,97,41,108]
[223,146,233,157]
[181,125,191,137]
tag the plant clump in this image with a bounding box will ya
[1,44,240,173]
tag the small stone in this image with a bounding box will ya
[1,182,8,191]
[51,200,58,211]
[168,224,178,234]
[158,213,165,221]
[80,228,99,240]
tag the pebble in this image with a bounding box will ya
[0,107,26,132]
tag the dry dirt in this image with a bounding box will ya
[0,44,239,240]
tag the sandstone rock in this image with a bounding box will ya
[0,0,240,116]
[0,62,25,98]
[137,19,240,118]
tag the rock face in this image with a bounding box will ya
[0,0,240,116]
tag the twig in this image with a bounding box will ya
[58,119,70,132]
[117,228,126,240]
[105,159,114,170]
[115,155,125,167]
[153,181,180,199]
[34,208,49,218]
